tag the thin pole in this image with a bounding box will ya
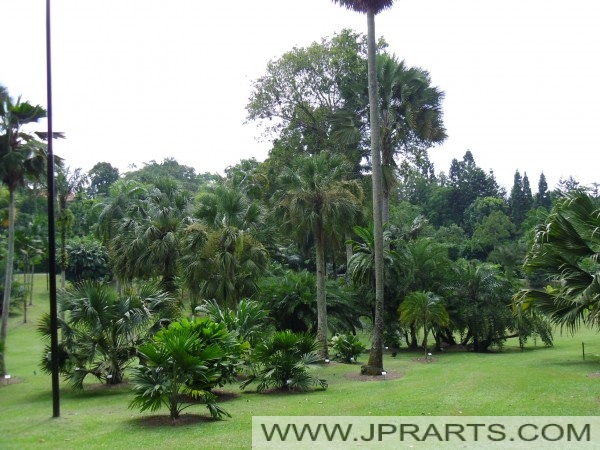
[46,0,60,418]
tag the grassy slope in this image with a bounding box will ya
[1,275,599,449]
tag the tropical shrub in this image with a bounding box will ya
[399,291,450,356]
[512,309,554,350]
[179,317,247,391]
[65,237,111,282]
[195,298,272,347]
[129,321,231,420]
[0,277,25,315]
[241,330,327,392]
[37,280,176,388]
[444,260,520,352]
[330,333,366,363]
[256,267,366,334]
[515,191,600,332]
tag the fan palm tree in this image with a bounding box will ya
[332,0,395,373]
[514,191,600,332]
[399,291,449,357]
[337,54,446,224]
[95,179,149,245]
[110,181,193,294]
[184,185,269,308]
[129,321,231,420]
[377,54,446,223]
[275,152,362,358]
[241,330,327,392]
[37,280,176,388]
[193,226,268,308]
[347,224,396,290]
[1,90,49,375]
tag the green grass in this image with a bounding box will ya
[1,274,600,449]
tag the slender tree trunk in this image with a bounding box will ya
[1,189,16,375]
[423,322,428,358]
[382,184,391,226]
[60,225,67,290]
[382,147,393,226]
[409,324,418,349]
[365,7,385,374]
[28,261,34,306]
[314,220,329,359]
[345,231,353,267]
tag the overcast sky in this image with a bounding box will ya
[2,0,598,192]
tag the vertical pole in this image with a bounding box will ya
[46,0,60,418]
[582,342,585,361]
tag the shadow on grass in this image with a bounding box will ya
[130,413,218,427]
[63,382,132,399]
[538,358,600,368]
[181,389,240,403]
[128,392,239,427]
[344,370,403,382]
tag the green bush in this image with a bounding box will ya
[256,267,367,334]
[195,298,272,347]
[129,318,236,420]
[65,237,111,282]
[37,281,176,389]
[129,322,229,419]
[181,317,248,391]
[241,330,327,392]
[330,333,366,363]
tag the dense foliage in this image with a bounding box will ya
[4,28,599,395]
[129,318,233,420]
[37,281,177,388]
[241,330,328,392]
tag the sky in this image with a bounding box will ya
[2,0,599,192]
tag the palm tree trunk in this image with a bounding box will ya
[314,220,329,359]
[345,231,353,267]
[381,145,393,226]
[382,186,391,226]
[28,260,34,306]
[1,189,16,375]
[365,7,385,374]
[423,322,428,358]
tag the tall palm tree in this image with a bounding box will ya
[188,226,268,308]
[1,91,48,375]
[95,179,148,292]
[335,54,446,224]
[275,152,363,358]
[514,192,600,332]
[185,185,269,308]
[95,179,148,244]
[110,181,192,294]
[377,54,446,224]
[332,0,395,373]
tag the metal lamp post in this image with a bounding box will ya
[46,0,60,418]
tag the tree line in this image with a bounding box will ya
[2,25,599,388]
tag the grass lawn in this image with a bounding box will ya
[1,275,600,449]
